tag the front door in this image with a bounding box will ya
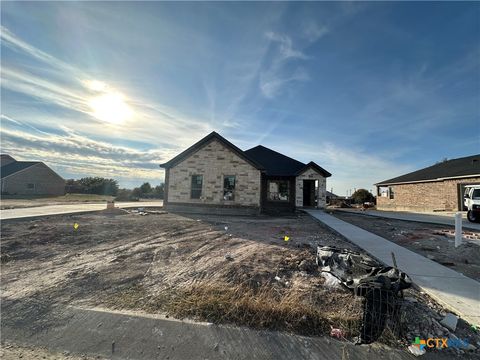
[303,180,315,207]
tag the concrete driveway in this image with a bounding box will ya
[0,201,163,220]
[334,208,480,231]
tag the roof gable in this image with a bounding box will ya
[295,161,332,177]
[1,161,40,179]
[376,154,480,185]
[160,132,264,170]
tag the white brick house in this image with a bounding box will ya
[160,132,331,214]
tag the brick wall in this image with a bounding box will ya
[1,163,65,195]
[295,167,327,208]
[376,177,480,212]
[167,139,261,207]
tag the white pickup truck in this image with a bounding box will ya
[464,185,480,222]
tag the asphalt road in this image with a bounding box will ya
[0,303,429,360]
[0,201,163,220]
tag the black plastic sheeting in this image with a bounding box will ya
[316,246,412,344]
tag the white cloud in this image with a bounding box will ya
[265,31,308,60]
[260,31,312,99]
[302,22,329,43]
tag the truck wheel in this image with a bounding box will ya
[467,210,478,223]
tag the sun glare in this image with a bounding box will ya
[88,92,133,125]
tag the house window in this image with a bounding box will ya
[268,180,289,201]
[191,175,203,199]
[389,186,395,199]
[223,175,235,201]
[27,183,35,190]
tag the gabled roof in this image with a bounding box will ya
[160,131,264,170]
[376,154,480,186]
[244,146,331,177]
[1,161,40,179]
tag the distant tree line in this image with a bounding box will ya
[66,178,164,201]
[115,182,164,201]
[66,177,119,196]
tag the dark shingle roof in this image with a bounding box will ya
[1,161,40,179]
[245,145,331,177]
[160,132,331,178]
[376,154,480,185]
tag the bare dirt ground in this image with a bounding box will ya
[331,211,480,282]
[1,210,479,357]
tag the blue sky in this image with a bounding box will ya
[1,2,479,194]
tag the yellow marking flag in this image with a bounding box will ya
[284,235,289,242]
[73,223,79,230]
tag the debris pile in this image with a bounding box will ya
[316,246,412,344]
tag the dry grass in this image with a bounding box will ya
[108,281,364,337]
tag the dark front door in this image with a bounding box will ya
[303,180,315,207]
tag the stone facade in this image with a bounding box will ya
[295,167,327,208]
[167,139,261,207]
[1,163,65,196]
[376,177,480,212]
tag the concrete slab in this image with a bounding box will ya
[306,210,480,327]
[334,208,480,231]
[0,201,163,220]
[0,304,420,360]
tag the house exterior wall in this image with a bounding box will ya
[376,177,480,212]
[1,163,65,196]
[295,167,327,208]
[167,139,261,209]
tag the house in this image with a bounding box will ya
[375,154,480,212]
[1,154,65,196]
[160,132,331,215]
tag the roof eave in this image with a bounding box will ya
[375,173,480,186]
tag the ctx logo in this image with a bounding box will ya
[413,337,470,350]
[413,337,448,349]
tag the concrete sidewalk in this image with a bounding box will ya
[0,305,417,360]
[306,210,480,327]
[0,201,163,220]
[334,208,480,231]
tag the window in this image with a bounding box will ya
[27,183,35,189]
[378,186,388,197]
[191,175,203,199]
[472,189,480,200]
[389,186,395,199]
[223,176,235,201]
[268,180,289,201]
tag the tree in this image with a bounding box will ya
[72,177,119,196]
[352,189,374,204]
[153,184,164,199]
[139,182,152,194]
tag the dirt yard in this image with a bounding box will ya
[1,210,479,356]
[331,211,480,282]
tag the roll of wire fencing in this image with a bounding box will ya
[316,246,411,344]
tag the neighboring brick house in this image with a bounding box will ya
[160,132,331,214]
[1,154,65,196]
[375,154,480,212]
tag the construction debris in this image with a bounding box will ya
[316,246,412,344]
[440,313,459,332]
[407,344,426,356]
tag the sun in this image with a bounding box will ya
[88,92,133,125]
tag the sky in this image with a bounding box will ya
[1,2,479,195]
